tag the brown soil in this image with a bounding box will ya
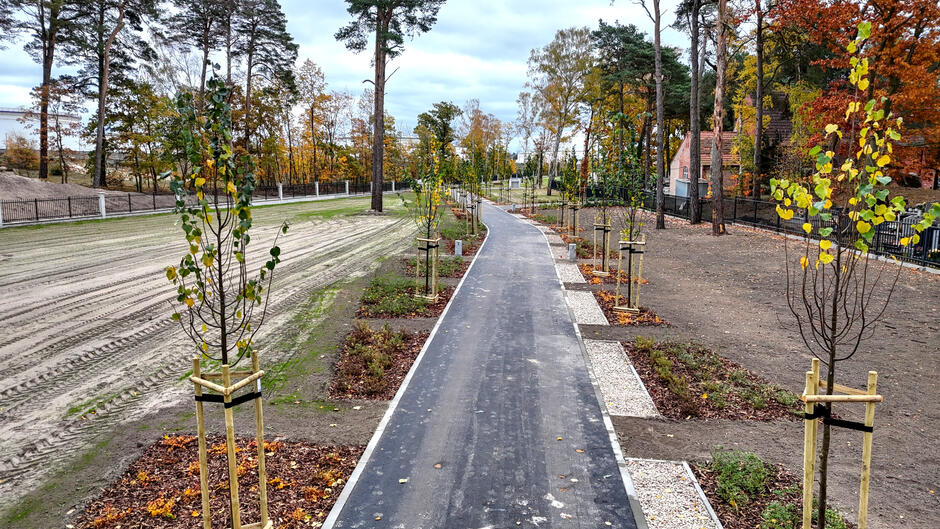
[552,206,940,529]
[623,339,801,421]
[0,171,145,200]
[329,329,430,400]
[74,435,363,529]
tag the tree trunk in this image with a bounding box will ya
[93,2,127,189]
[286,113,295,184]
[751,1,764,199]
[310,105,318,182]
[653,0,665,230]
[710,0,728,235]
[244,49,254,150]
[689,0,702,224]
[642,117,651,190]
[370,10,388,212]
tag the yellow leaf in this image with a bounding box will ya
[825,124,838,135]
[166,267,177,280]
[820,240,832,250]
[195,177,206,187]
[856,221,872,234]
[227,181,237,194]
[876,154,890,167]
[800,256,809,270]
[185,297,195,308]
[900,237,910,246]
[819,252,834,264]
[858,78,869,91]
[802,223,812,234]
[776,205,794,220]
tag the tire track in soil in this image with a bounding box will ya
[0,210,415,512]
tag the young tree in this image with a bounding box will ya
[335,0,446,212]
[21,80,85,183]
[751,0,766,199]
[770,25,939,527]
[296,59,329,181]
[166,75,288,368]
[234,0,298,153]
[710,0,729,235]
[640,0,666,229]
[527,27,593,196]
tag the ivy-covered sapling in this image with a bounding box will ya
[166,76,288,368]
[770,22,938,529]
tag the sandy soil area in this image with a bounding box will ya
[0,197,415,512]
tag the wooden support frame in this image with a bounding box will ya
[569,201,580,236]
[592,222,611,276]
[801,359,880,529]
[191,351,272,529]
[415,236,440,302]
[613,235,646,313]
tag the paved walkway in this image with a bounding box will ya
[327,202,641,529]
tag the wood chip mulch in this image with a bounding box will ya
[592,290,668,326]
[356,286,453,319]
[329,330,430,400]
[622,340,801,421]
[577,263,650,286]
[75,436,363,529]
[690,462,802,529]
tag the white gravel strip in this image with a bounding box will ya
[584,340,659,418]
[556,261,586,283]
[566,290,608,325]
[625,459,722,529]
[546,233,565,246]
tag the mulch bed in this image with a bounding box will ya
[623,339,801,421]
[404,255,471,279]
[690,461,801,529]
[558,232,618,259]
[442,235,484,257]
[357,286,453,319]
[578,263,650,286]
[75,436,363,529]
[330,329,430,400]
[592,290,667,326]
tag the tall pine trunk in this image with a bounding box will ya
[710,0,728,235]
[653,0,665,229]
[751,1,764,199]
[689,0,702,224]
[370,10,387,212]
[93,2,126,189]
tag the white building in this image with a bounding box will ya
[0,107,84,151]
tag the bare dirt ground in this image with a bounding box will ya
[0,196,416,514]
[543,206,940,529]
[0,171,139,200]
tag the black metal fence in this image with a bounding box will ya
[576,187,940,268]
[1,180,410,225]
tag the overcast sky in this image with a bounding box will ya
[0,0,688,142]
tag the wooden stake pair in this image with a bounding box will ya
[613,235,645,313]
[191,351,271,529]
[802,358,880,529]
[592,221,611,276]
[415,236,440,301]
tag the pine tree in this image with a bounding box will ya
[335,0,446,212]
[168,0,225,105]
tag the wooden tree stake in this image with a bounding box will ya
[222,364,242,529]
[858,371,877,529]
[192,357,211,529]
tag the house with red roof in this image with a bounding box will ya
[668,131,739,198]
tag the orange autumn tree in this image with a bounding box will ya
[770,22,939,529]
[772,0,940,183]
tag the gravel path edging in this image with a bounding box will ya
[583,339,659,418]
[566,289,609,325]
[555,260,586,283]
[625,458,724,529]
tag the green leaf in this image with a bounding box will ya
[819,227,833,237]
[858,21,872,40]
[855,240,869,253]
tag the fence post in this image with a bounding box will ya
[733,196,738,221]
[0,201,3,227]
[345,181,350,195]
[98,192,107,219]
[128,193,132,212]
[370,181,373,193]
[34,198,39,221]
[392,180,396,192]
[315,181,319,197]
[68,196,72,218]
[277,183,283,201]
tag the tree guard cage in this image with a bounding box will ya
[801,358,881,529]
[190,351,272,529]
[416,236,440,301]
[592,221,612,276]
[614,234,646,313]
